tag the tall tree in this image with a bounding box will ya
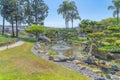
[0,0,9,35]
[108,0,120,25]
[57,0,80,28]
[69,1,80,28]
[57,0,73,29]
[23,0,48,25]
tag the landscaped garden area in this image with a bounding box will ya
[0,0,120,80]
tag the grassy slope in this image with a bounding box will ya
[0,35,16,46]
[0,42,89,80]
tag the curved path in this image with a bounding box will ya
[0,41,24,51]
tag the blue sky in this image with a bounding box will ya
[0,0,113,28]
[44,0,113,28]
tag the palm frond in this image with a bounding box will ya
[108,5,115,10]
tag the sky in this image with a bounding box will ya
[43,0,113,28]
[0,0,113,28]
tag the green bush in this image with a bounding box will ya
[103,30,112,34]
[98,46,120,53]
[45,28,58,38]
[68,38,87,43]
[101,42,111,46]
[107,25,120,32]
[115,40,120,46]
[112,33,120,38]
[49,50,57,55]
[88,32,105,38]
[105,37,117,43]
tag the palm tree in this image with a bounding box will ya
[108,0,120,25]
[57,0,73,29]
[70,11,80,28]
[69,1,80,28]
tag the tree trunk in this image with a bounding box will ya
[11,17,15,37]
[16,19,18,38]
[117,9,119,25]
[65,18,68,29]
[2,16,5,35]
[35,0,38,24]
[71,19,73,28]
[15,1,18,38]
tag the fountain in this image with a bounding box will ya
[51,40,72,56]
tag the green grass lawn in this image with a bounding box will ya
[0,35,16,46]
[0,42,89,80]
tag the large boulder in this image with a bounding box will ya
[111,75,120,80]
[108,53,120,59]
[91,44,107,59]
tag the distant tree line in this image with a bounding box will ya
[0,0,48,37]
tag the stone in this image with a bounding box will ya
[49,56,54,60]
[73,60,80,64]
[112,64,120,71]
[80,66,86,70]
[116,71,120,76]
[66,60,71,63]
[93,70,102,74]
[77,64,82,67]
[111,75,120,80]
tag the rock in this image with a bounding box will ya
[116,71,120,76]
[49,56,54,60]
[77,64,82,67]
[73,60,80,64]
[66,60,71,63]
[45,52,49,56]
[108,53,120,59]
[80,66,86,70]
[53,58,60,62]
[111,75,120,80]
[93,70,102,73]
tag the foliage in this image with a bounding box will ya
[108,0,120,25]
[112,33,120,38]
[49,50,57,55]
[98,46,120,53]
[25,24,45,34]
[105,37,117,43]
[23,0,48,25]
[25,24,45,40]
[88,32,105,38]
[68,38,87,43]
[79,19,104,33]
[103,30,112,34]
[83,27,93,33]
[57,0,80,28]
[101,42,111,46]
[115,40,120,46]
[107,25,120,32]
[45,28,58,38]
[100,18,120,26]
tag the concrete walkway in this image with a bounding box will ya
[0,41,24,51]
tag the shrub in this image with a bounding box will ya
[98,46,120,53]
[49,50,57,55]
[107,25,120,32]
[88,32,105,38]
[115,40,120,46]
[101,42,111,46]
[112,33,120,38]
[105,37,117,43]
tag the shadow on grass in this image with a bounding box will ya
[19,37,37,42]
